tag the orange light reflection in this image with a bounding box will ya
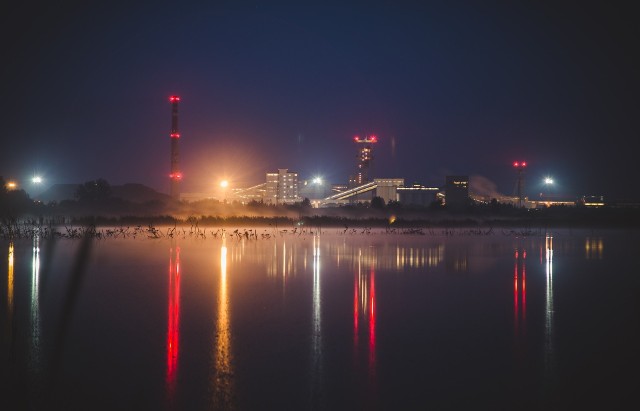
[212,240,233,407]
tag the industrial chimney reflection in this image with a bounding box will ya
[166,246,181,401]
[513,248,527,337]
[353,248,376,377]
[212,239,234,408]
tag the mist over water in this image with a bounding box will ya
[1,228,639,410]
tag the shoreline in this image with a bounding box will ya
[2,212,639,240]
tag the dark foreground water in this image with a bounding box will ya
[1,227,639,410]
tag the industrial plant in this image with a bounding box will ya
[167,96,600,210]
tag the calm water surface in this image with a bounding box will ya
[1,227,639,410]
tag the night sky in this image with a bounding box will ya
[2,2,638,200]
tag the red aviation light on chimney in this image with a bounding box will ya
[354,135,378,143]
[521,162,527,167]
[170,133,180,139]
[169,96,180,102]
[169,172,183,181]
[513,162,519,167]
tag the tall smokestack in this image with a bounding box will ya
[349,134,378,187]
[169,96,181,199]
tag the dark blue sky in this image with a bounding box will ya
[2,1,637,200]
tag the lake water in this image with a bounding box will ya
[1,227,639,410]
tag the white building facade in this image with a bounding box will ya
[265,169,300,204]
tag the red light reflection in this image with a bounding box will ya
[353,275,359,344]
[513,248,527,337]
[369,269,375,369]
[166,247,181,399]
[353,264,376,378]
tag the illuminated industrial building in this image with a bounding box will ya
[580,195,605,207]
[266,169,300,204]
[397,185,440,206]
[374,178,404,204]
[349,135,378,187]
[231,183,268,204]
[317,178,403,206]
[445,176,469,208]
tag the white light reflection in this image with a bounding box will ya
[310,235,323,402]
[282,241,286,278]
[395,244,444,271]
[545,233,555,379]
[266,240,298,280]
[31,234,41,370]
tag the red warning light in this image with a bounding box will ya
[170,133,180,139]
[354,136,360,142]
[169,172,183,180]
[169,96,180,102]
[521,162,527,167]
[513,162,519,167]
[369,135,378,143]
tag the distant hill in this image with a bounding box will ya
[37,184,78,203]
[111,183,172,204]
[37,183,172,204]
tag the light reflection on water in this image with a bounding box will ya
[30,235,41,373]
[353,248,377,377]
[211,239,234,409]
[585,237,604,259]
[6,243,13,344]
[545,234,555,380]
[513,247,527,339]
[310,235,322,405]
[2,228,640,410]
[166,245,180,403]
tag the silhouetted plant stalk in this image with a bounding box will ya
[0,217,550,242]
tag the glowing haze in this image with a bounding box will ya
[1,2,637,200]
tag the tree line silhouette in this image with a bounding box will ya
[2,177,639,228]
